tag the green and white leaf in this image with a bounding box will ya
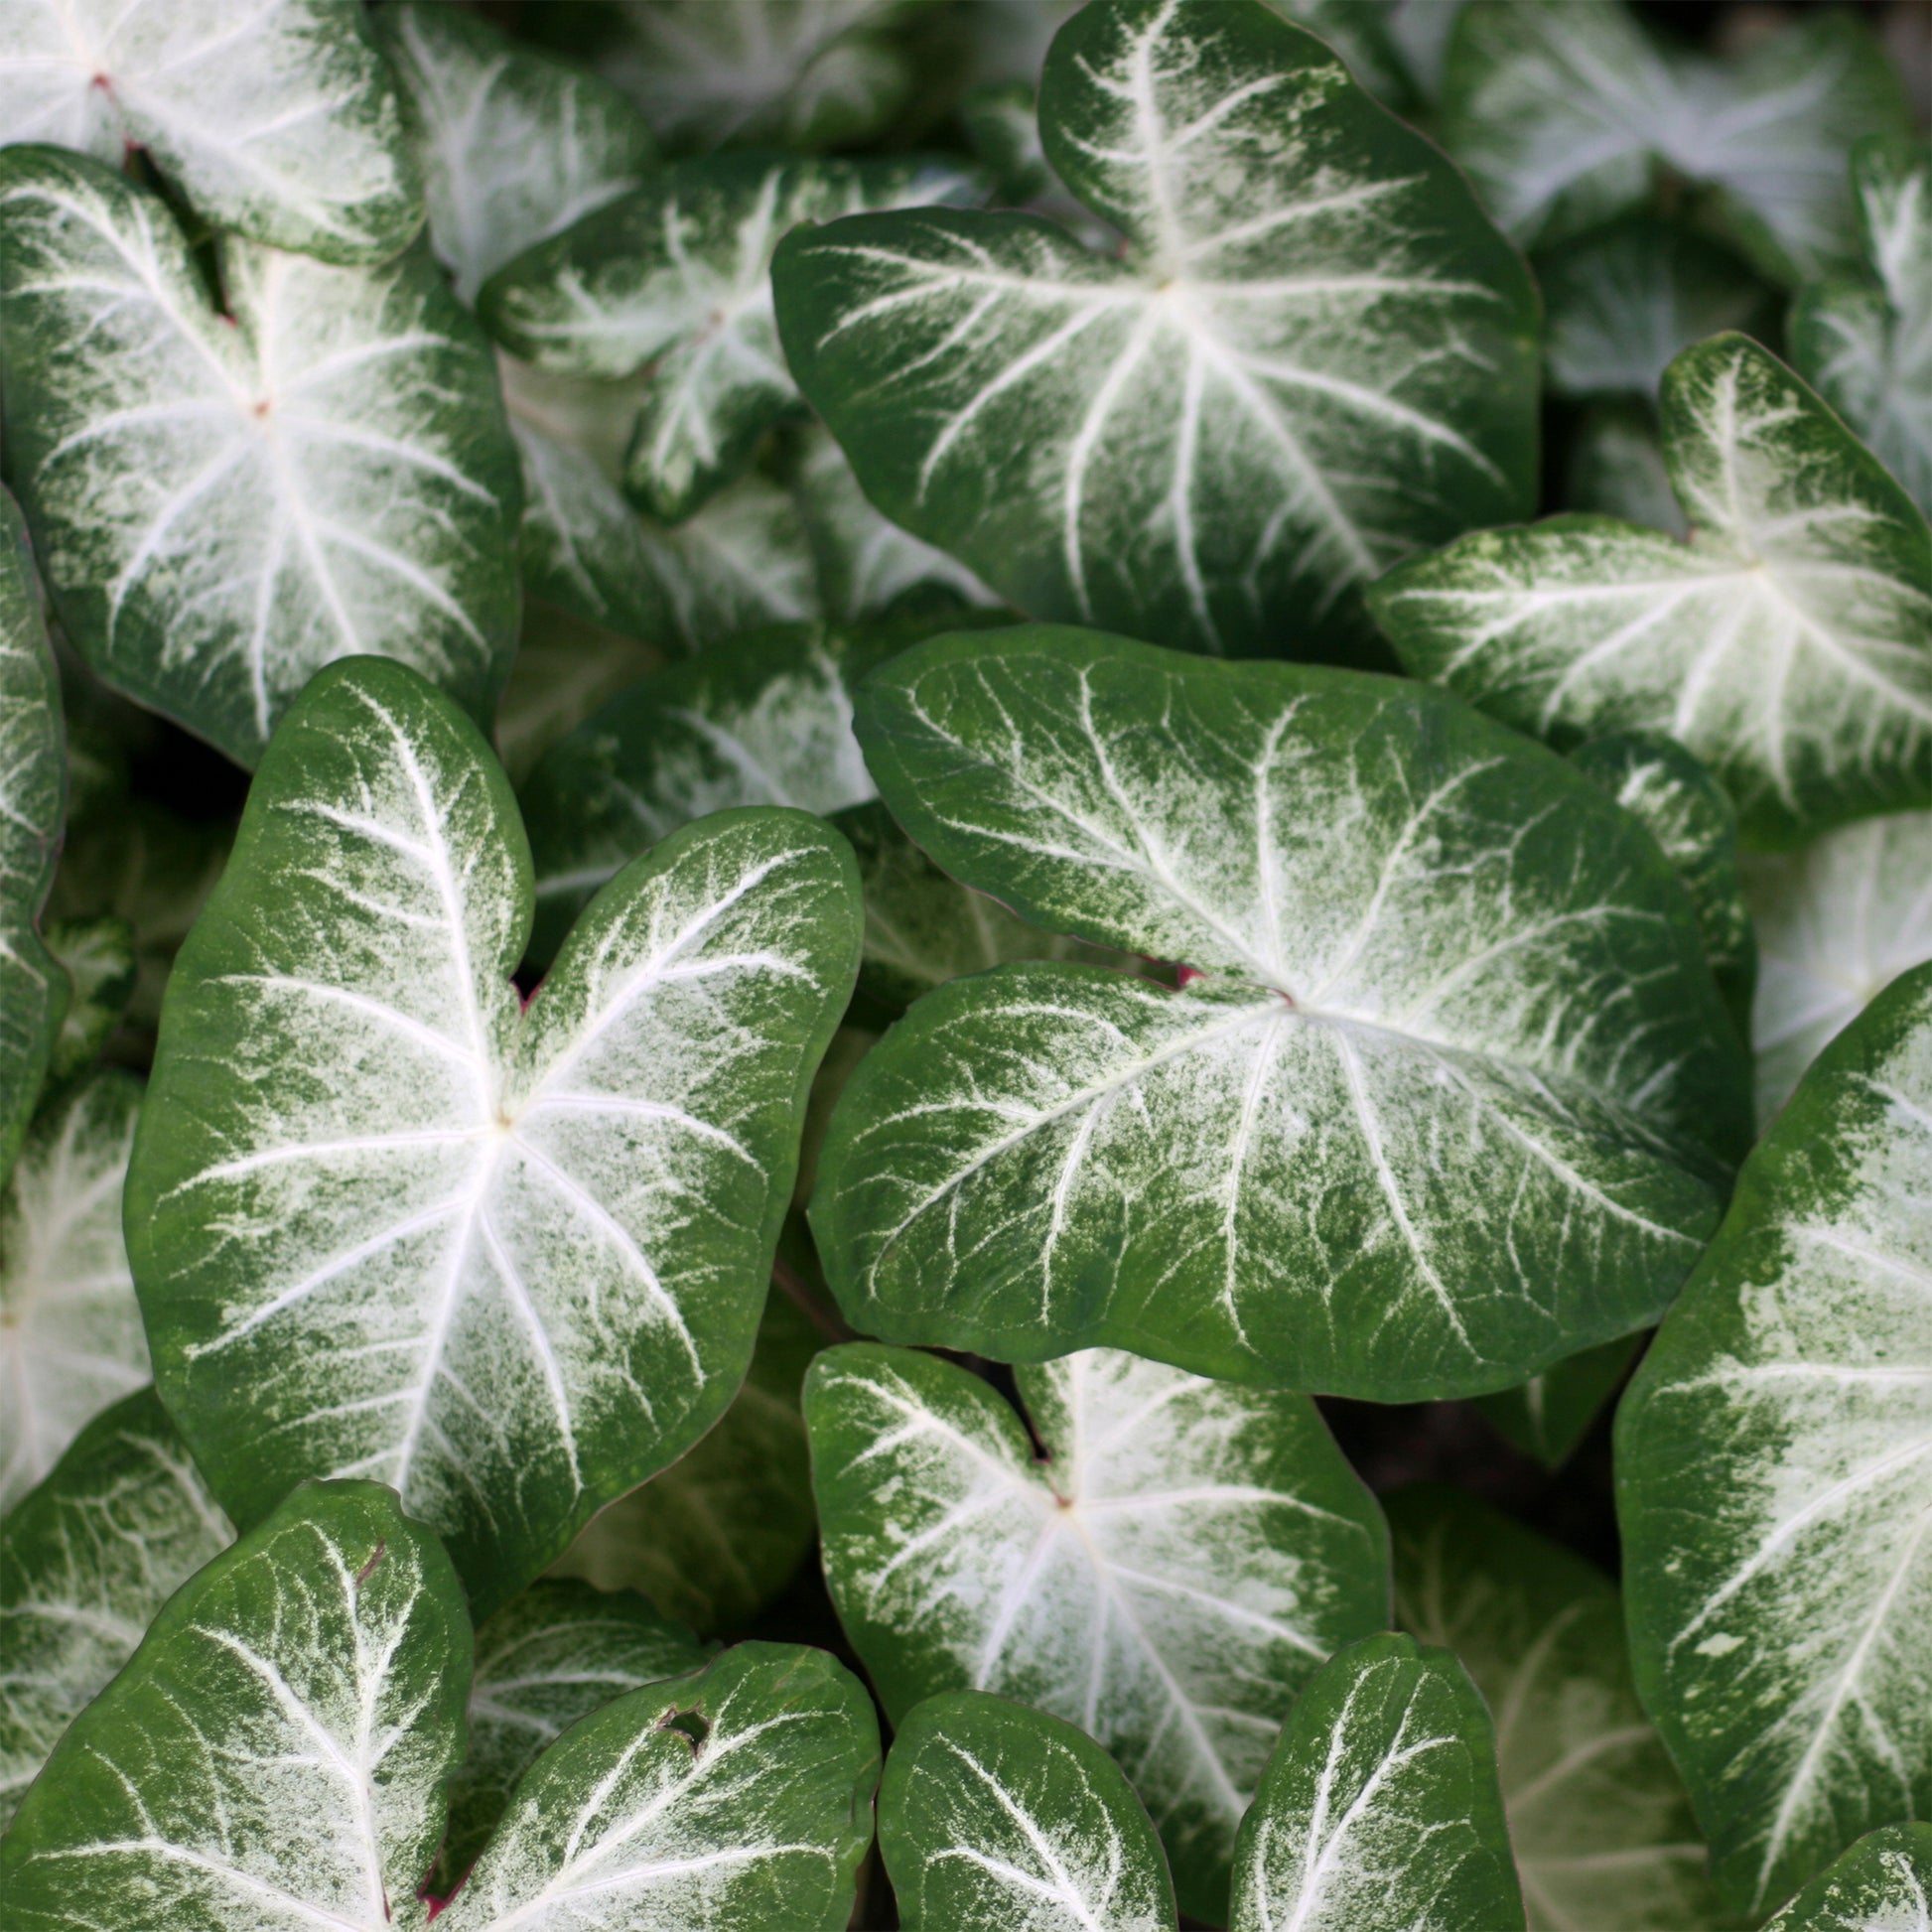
[0,147,522,768]
[880,1690,1178,1932]
[483,152,984,520]
[44,915,137,1081]
[804,1341,1389,1920]
[1564,402,1686,538]
[126,656,862,1614]
[1743,809,1932,1127]
[0,487,67,1180]
[1390,1484,1737,1931]
[1765,1824,1932,1932]
[0,1070,147,1513]
[379,3,653,306]
[1469,1335,1639,1471]
[1539,217,1775,400]
[774,0,1539,658]
[493,605,664,789]
[0,1386,231,1827]
[1440,0,1911,282]
[816,627,1747,1400]
[437,1578,709,1887]
[0,0,422,265]
[1618,961,1932,1917]
[1373,335,1932,849]
[0,1479,469,1932]
[1791,137,1932,517]
[1228,1631,1526,1932]
[550,1288,821,1635]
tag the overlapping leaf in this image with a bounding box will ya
[1469,1335,1639,1471]
[0,1387,231,1827]
[775,0,1538,658]
[0,148,522,768]
[1373,335,1932,849]
[1228,1632,1526,1932]
[805,1341,1389,1919]
[1765,1825,1932,1932]
[1619,961,1932,1917]
[1566,402,1686,536]
[880,1691,1178,1932]
[815,627,1747,1400]
[0,0,422,264]
[126,657,862,1614]
[483,153,984,520]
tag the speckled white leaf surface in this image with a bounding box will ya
[1764,1824,1932,1932]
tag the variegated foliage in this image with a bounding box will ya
[0,0,422,264]
[1373,335,1932,850]
[1619,962,1932,1918]
[814,627,1747,1400]
[775,0,1539,659]
[125,657,862,1614]
[804,1341,1389,1920]
[1765,1825,1932,1932]
[0,148,522,769]
[43,915,136,1080]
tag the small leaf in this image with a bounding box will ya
[1765,1824,1932,1932]
[805,1341,1389,1920]
[1743,809,1932,1127]
[0,1479,470,1932]
[0,1386,231,1828]
[127,657,863,1614]
[816,626,1747,1401]
[43,914,137,1079]
[1389,1485,1739,1930]
[0,1069,147,1511]
[482,153,985,520]
[379,3,654,306]
[0,0,422,264]
[1565,402,1686,536]
[1469,1334,1639,1470]
[1373,335,1932,849]
[1791,137,1932,518]
[1228,1630,1526,1932]
[881,1690,1178,1932]
[1618,961,1932,1917]
[775,0,1539,658]
[0,147,522,769]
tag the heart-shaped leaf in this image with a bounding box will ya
[1389,1485,1738,1931]
[0,1069,148,1512]
[1441,0,1909,283]
[881,1690,1178,1932]
[379,3,654,307]
[804,1340,1389,1920]
[43,915,137,1080]
[815,626,1746,1400]
[0,0,422,265]
[1373,335,1932,850]
[1618,961,1932,1917]
[1764,1825,1932,1932]
[1791,137,1932,518]
[0,147,523,770]
[775,0,1538,659]
[1229,1631,1526,1931]
[0,1386,231,1827]
[0,488,66,1179]
[126,655,863,1614]
[1742,810,1932,1126]
[482,153,985,521]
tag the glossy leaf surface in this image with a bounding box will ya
[1765,1824,1932,1932]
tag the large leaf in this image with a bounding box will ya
[1765,1825,1932,1932]
[1440,0,1910,283]
[1389,1485,1737,1930]
[1228,1631,1526,1932]
[815,626,1747,1401]
[380,5,653,309]
[774,0,1538,660]
[1791,138,1932,518]
[1373,335,1932,850]
[482,154,985,521]
[804,1340,1389,1920]
[1743,809,1932,1127]
[0,487,66,1179]
[1618,961,1932,1917]
[880,1690,1178,1932]
[0,1069,147,1512]
[0,147,522,769]
[0,0,422,265]
[0,1386,231,1827]
[125,656,863,1614]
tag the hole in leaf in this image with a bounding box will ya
[658,1708,710,1754]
